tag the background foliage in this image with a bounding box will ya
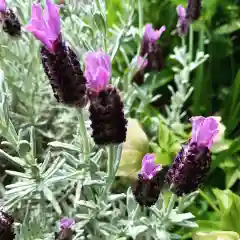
[0,0,240,239]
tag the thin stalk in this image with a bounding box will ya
[78,109,90,162]
[189,25,194,62]
[99,144,117,201]
[193,26,204,114]
[138,0,143,32]
[107,144,115,179]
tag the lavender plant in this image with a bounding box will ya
[0,0,222,239]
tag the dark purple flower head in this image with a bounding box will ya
[0,0,21,37]
[60,217,75,229]
[186,0,202,21]
[84,51,111,93]
[0,0,6,12]
[140,153,162,180]
[190,116,219,149]
[25,0,61,52]
[166,116,219,196]
[0,210,15,240]
[176,5,189,36]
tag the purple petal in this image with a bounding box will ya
[25,25,53,51]
[88,67,109,92]
[190,116,219,148]
[44,0,61,38]
[177,5,186,19]
[60,217,75,229]
[141,153,161,179]
[144,24,166,43]
[190,116,205,143]
[84,51,111,92]
[0,0,6,12]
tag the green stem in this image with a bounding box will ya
[193,26,204,115]
[107,144,115,179]
[162,193,177,222]
[199,189,221,215]
[189,25,194,62]
[138,0,143,32]
[78,109,90,162]
[99,144,117,201]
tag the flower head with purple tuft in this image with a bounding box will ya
[166,116,219,196]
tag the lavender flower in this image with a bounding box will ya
[0,0,21,37]
[186,0,202,21]
[55,217,75,240]
[132,154,165,207]
[0,210,15,240]
[176,5,189,36]
[25,0,87,107]
[141,24,165,72]
[85,52,127,145]
[133,24,165,85]
[166,116,219,196]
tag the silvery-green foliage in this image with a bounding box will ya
[166,36,209,133]
[0,0,204,239]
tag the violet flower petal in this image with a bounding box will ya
[44,0,60,38]
[84,52,111,92]
[25,25,53,51]
[60,217,75,229]
[141,153,161,179]
[177,5,186,19]
[190,116,205,143]
[144,24,166,43]
[0,0,6,12]
[190,116,219,148]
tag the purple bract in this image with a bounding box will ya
[144,24,166,44]
[60,217,75,229]
[25,0,61,52]
[140,153,162,180]
[0,0,6,12]
[190,116,219,149]
[84,51,111,92]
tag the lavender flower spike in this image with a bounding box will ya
[141,153,162,180]
[176,5,189,36]
[190,116,219,148]
[84,51,112,93]
[166,116,220,196]
[0,0,6,12]
[25,0,61,52]
[132,154,164,207]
